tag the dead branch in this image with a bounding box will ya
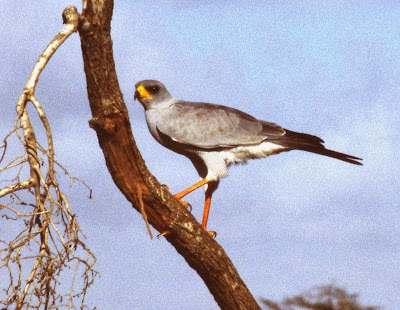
[0,6,98,310]
[137,187,154,239]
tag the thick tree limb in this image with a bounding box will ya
[78,1,260,309]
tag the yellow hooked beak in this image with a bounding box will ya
[135,85,152,99]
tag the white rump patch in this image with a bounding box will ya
[222,142,287,166]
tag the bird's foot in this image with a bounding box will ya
[161,184,193,211]
[175,199,192,212]
[207,230,217,238]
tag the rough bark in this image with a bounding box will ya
[78,1,261,309]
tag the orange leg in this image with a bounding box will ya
[174,178,217,237]
[174,178,209,200]
[202,192,216,237]
[202,193,212,230]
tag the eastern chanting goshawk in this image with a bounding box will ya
[134,80,362,235]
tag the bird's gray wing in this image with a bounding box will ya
[155,101,285,149]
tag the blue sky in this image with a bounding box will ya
[1,1,399,309]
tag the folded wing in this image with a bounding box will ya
[156,101,285,148]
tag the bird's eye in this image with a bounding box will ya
[149,85,160,94]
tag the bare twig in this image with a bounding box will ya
[137,187,154,239]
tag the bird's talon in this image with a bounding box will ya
[208,230,217,238]
[174,198,192,211]
[157,230,171,238]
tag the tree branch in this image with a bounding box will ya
[78,0,260,309]
[0,180,34,198]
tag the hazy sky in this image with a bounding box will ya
[1,1,399,309]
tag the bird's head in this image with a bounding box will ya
[134,80,172,110]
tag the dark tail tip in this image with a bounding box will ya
[306,146,363,165]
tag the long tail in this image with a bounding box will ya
[271,129,363,165]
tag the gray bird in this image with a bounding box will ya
[134,80,362,235]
